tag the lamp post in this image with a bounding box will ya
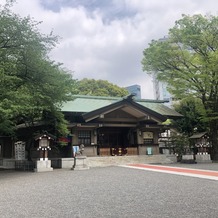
[34,132,54,172]
[38,136,51,161]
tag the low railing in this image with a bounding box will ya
[51,158,62,168]
[15,160,35,171]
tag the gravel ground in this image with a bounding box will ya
[1,165,218,218]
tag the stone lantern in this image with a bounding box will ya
[37,135,52,161]
[34,132,54,172]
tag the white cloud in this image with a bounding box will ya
[3,0,218,99]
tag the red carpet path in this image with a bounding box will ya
[121,164,218,180]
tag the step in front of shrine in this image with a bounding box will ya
[71,154,176,168]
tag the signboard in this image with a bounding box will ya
[143,132,153,139]
[147,147,153,155]
[15,141,25,160]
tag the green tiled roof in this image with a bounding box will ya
[61,95,120,113]
[189,132,207,139]
[137,101,181,117]
[61,95,182,117]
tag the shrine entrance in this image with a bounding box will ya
[97,127,137,156]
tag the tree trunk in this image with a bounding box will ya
[210,120,218,161]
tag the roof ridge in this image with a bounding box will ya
[72,94,167,103]
[136,99,167,103]
[72,95,120,100]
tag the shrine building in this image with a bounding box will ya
[61,94,182,157]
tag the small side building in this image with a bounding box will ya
[189,132,212,163]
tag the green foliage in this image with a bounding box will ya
[142,14,218,116]
[0,2,76,136]
[171,134,190,161]
[173,97,207,136]
[142,14,218,159]
[76,78,129,97]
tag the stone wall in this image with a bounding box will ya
[83,146,97,156]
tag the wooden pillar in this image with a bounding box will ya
[44,150,48,160]
[40,150,44,160]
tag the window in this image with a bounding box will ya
[78,130,91,145]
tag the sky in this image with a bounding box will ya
[1,0,218,99]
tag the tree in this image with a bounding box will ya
[173,97,207,136]
[76,78,129,97]
[142,14,218,159]
[171,134,190,162]
[0,1,76,137]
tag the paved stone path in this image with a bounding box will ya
[122,163,218,180]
